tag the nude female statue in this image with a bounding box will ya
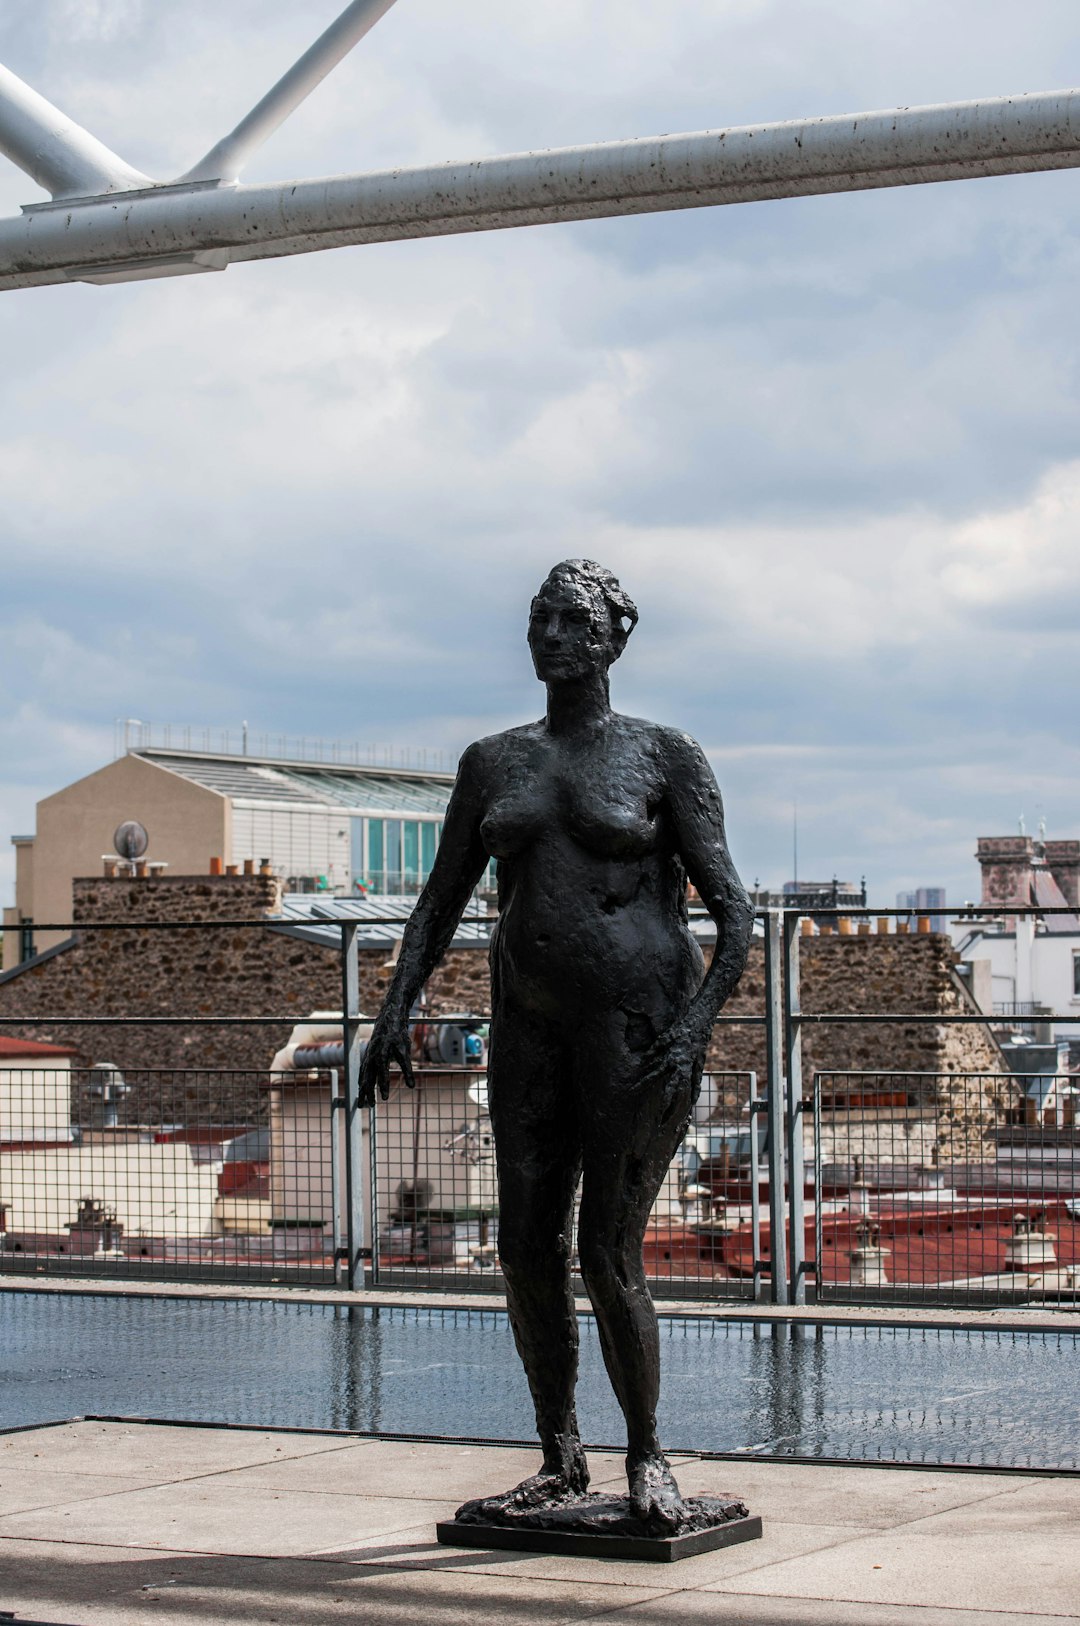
[359,560,753,1531]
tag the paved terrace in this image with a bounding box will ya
[0,1420,1077,1626]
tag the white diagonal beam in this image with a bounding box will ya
[3,88,1080,289]
[179,0,402,185]
[0,60,152,200]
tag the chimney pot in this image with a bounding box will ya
[209,857,223,876]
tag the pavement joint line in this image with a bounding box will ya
[896,1477,1049,1530]
[574,1586,688,1617]
[708,1588,1080,1620]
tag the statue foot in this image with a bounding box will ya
[455,1443,589,1522]
[628,1452,685,1532]
[509,1467,582,1510]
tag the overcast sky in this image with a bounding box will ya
[3,0,1080,910]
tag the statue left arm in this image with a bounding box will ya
[662,730,754,1058]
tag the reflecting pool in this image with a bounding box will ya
[1,1293,1075,1470]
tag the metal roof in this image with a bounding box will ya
[272,894,719,951]
[136,751,452,816]
[1029,869,1080,934]
[272,893,494,950]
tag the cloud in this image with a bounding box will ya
[3,2,1080,909]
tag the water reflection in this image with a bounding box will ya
[0,1295,1075,1471]
[742,1323,829,1456]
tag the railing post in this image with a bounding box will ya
[368,1086,380,1290]
[813,1072,825,1304]
[784,911,807,1305]
[763,910,790,1305]
[329,1067,348,1288]
[340,921,367,1290]
[747,1070,768,1303]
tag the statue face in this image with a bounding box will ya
[528,573,613,682]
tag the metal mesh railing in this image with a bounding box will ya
[0,1068,337,1285]
[370,1068,764,1298]
[812,1070,1080,1305]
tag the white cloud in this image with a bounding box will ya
[4,2,1080,909]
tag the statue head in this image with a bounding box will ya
[528,560,638,683]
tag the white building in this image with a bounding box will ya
[952,834,1080,1040]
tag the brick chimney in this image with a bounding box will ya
[74,868,283,925]
[1043,840,1080,908]
[976,836,1036,907]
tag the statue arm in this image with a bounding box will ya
[663,731,754,1049]
[358,742,492,1103]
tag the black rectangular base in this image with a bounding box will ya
[436,1512,763,1563]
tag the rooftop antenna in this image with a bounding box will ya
[1019,811,1027,837]
[792,801,798,889]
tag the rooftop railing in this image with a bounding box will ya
[1,904,1077,1309]
[114,718,456,774]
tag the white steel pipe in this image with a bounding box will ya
[179,0,402,184]
[3,88,1080,290]
[0,60,151,200]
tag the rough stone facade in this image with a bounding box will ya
[701,932,1015,1159]
[0,872,500,1122]
[0,872,1014,1152]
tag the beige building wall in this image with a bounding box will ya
[0,1060,73,1145]
[3,839,38,972]
[0,1140,220,1236]
[22,755,230,952]
[1,911,17,974]
[269,1075,498,1247]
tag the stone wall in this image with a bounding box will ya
[0,873,1014,1148]
[700,932,1015,1159]
[0,872,500,1122]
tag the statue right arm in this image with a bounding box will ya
[358,741,492,1104]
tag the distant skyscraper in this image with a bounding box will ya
[897,886,947,934]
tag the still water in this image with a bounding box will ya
[1,1293,1076,1470]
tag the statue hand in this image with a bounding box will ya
[357,1015,416,1108]
[634,1014,709,1114]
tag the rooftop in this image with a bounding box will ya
[138,748,454,816]
[118,718,456,777]
[0,1035,75,1057]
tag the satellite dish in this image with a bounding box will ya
[114,820,149,862]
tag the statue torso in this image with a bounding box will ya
[475,716,704,1019]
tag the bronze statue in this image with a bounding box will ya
[360,559,754,1539]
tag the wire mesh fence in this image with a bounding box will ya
[371,1068,764,1298]
[813,1070,1080,1305]
[0,1067,337,1285]
[5,904,1080,1308]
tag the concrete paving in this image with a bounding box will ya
[1,1422,1078,1625]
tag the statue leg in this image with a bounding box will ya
[488,1011,587,1503]
[575,1019,694,1528]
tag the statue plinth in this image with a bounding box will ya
[437,1490,762,1563]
